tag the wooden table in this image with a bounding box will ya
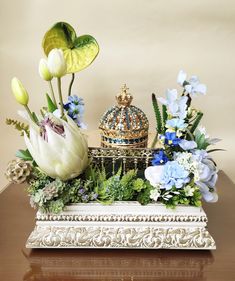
[0,171,235,281]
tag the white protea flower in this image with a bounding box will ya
[24,113,88,181]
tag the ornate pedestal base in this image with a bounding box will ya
[26,202,216,249]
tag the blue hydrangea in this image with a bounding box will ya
[152,150,169,165]
[160,161,190,190]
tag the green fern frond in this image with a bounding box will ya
[152,93,162,134]
[162,104,168,132]
[6,118,29,136]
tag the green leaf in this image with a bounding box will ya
[190,112,203,134]
[16,149,33,161]
[207,148,226,153]
[46,93,57,112]
[196,134,210,149]
[152,93,162,134]
[42,22,99,73]
[32,112,38,123]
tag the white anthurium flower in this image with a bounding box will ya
[47,48,67,78]
[144,165,164,187]
[24,114,88,181]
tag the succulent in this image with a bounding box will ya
[5,159,32,184]
[42,181,59,200]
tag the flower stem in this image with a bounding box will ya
[68,73,75,96]
[151,133,159,148]
[57,78,64,117]
[24,105,37,124]
[48,81,57,107]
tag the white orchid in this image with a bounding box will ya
[177,70,187,85]
[158,89,188,119]
[24,114,88,181]
[177,70,207,97]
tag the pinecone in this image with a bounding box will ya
[5,159,32,184]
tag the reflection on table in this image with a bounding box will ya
[23,248,214,281]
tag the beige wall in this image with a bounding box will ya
[0,0,234,190]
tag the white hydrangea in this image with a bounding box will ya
[184,185,195,197]
[174,152,200,181]
[150,188,161,202]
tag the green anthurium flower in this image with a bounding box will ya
[42,22,99,74]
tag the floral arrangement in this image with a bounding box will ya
[146,70,222,207]
[5,22,222,213]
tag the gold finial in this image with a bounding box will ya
[116,84,133,107]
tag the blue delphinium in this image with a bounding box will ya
[152,150,169,165]
[64,95,86,128]
[160,161,190,190]
[161,132,181,146]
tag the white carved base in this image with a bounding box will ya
[26,202,216,250]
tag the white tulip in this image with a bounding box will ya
[39,58,53,81]
[47,49,67,78]
[24,114,88,180]
[11,77,29,106]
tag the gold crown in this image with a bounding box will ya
[116,84,133,107]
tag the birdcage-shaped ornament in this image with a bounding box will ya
[99,84,149,148]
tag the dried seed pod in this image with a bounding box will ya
[5,159,32,184]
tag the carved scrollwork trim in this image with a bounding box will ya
[26,226,216,249]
